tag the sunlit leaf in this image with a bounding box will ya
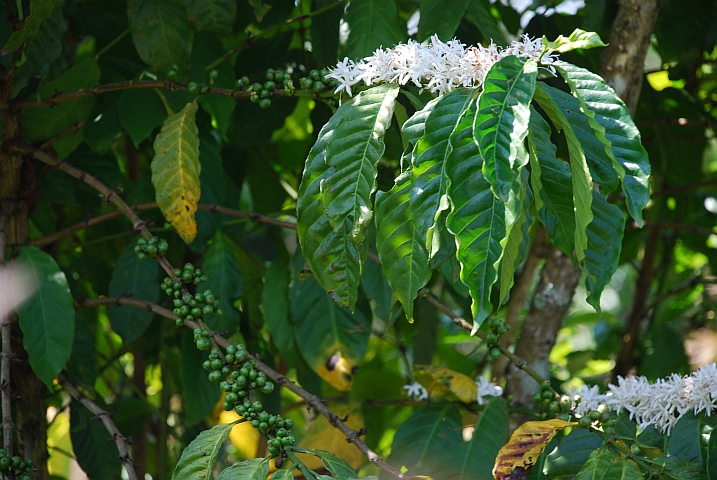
[414,364,477,403]
[542,29,607,53]
[151,101,201,244]
[573,449,642,480]
[216,458,269,480]
[172,421,241,480]
[498,173,532,304]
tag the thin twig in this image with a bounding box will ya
[58,374,139,480]
[0,204,13,454]
[39,120,86,149]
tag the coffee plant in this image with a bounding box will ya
[2,0,717,479]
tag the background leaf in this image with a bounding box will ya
[70,399,121,479]
[574,449,642,480]
[197,231,243,331]
[417,0,469,42]
[3,0,64,51]
[180,330,221,426]
[188,0,236,35]
[343,0,406,60]
[544,428,604,477]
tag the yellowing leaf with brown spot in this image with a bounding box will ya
[297,403,364,471]
[151,101,200,244]
[414,365,477,403]
[316,352,354,392]
[493,419,575,479]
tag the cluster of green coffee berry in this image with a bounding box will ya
[0,450,33,480]
[484,318,510,360]
[297,68,339,95]
[134,236,169,259]
[203,344,295,455]
[532,382,616,433]
[161,264,221,327]
[238,68,294,109]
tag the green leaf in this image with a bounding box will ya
[311,0,342,66]
[533,84,594,265]
[128,0,193,77]
[247,0,271,22]
[668,413,703,466]
[707,429,717,480]
[544,428,604,477]
[108,243,160,343]
[553,60,651,226]
[447,101,517,331]
[466,0,508,46]
[543,29,607,53]
[70,399,122,479]
[498,173,532,305]
[426,398,510,480]
[151,101,201,244]
[360,257,393,322]
[197,231,243,331]
[263,260,300,365]
[66,313,97,389]
[388,403,463,473]
[188,0,236,35]
[118,89,167,147]
[271,470,294,480]
[216,458,270,480]
[474,55,537,201]
[655,457,707,480]
[417,0,469,42]
[16,246,75,389]
[343,0,406,59]
[172,421,241,480]
[20,58,100,158]
[180,330,221,426]
[528,110,576,258]
[584,192,625,313]
[297,84,398,311]
[3,0,64,52]
[574,449,643,480]
[317,450,359,478]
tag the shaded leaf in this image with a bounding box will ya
[544,428,604,477]
[474,55,537,201]
[543,29,607,53]
[343,0,406,60]
[708,426,717,480]
[414,364,478,403]
[263,260,300,365]
[118,89,167,147]
[70,399,121,479]
[247,0,271,22]
[466,0,508,46]
[66,313,97,389]
[573,449,642,480]
[298,404,365,471]
[172,421,240,480]
[3,0,64,52]
[668,413,703,466]
[197,231,243,331]
[417,0,469,42]
[188,0,236,35]
[180,330,221,426]
[151,101,201,244]
[360,258,393,322]
[311,0,342,66]
[16,246,74,389]
[498,172,532,304]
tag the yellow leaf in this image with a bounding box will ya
[297,403,364,470]
[414,365,477,403]
[151,101,201,244]
[493,419,575,479]
[209,394,261,459]
[315,352,354,392]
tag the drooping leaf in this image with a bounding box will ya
[528,110,576,258]
[118,89,167,147]
[66,313,97,389]
[216,458,270,480]
[544,428,604,477]
[542,29,607,53]
[465,0,508,46]
[297,84,398,311]
[108,243,160,343]
[360,257,393,322]
[263,260,300,365]
[493,419,575,479]
[197,231,243,331]
[584,192,625,313]
[16,246,74,389]
[172,421,241,480]
[70,399,122,479]
[343,0,406,60]
[311,0,342,66]
[414,364,478,403]
[417,0,469,42]
[151,101,201,244]
[498,172,532,304]
[533,84,594,265]
[180,330,221,426]
[188,0,236,35]
[426,398,510,480]
[128,0,193,77]
[474,55,537,201]
[388,403,463,473]
[573,449,642,480]
[553,60,651,226]
[3,0,64,52]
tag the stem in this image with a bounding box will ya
[0,205,12,456]
[96,28,130,58]
[58,374,139,480]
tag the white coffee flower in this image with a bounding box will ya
[403,381,429,401]
[476,377,503,405]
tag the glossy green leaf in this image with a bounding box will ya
[216,458,270,480]
[466,0,508,46]
[311,0,342,66]
[188,0,236,35]
[574,449,642,480]
[417,0,469,42]
[108,243,160,343]
[66,314,97,389]
[360,257,393,322]
[298,84,398,310]
[544,428,604,477]
[118,89,167,147]
[180,330,221,426]
[668,413,703,466]
[533,84,594,265]
[263,260,300,365]
[426,398,510,480]
[151,101,201,244]
[343,0,406,60]
[172,421,241,480]
[543,29,607,53]
[447,102,517,331]
[474,55,537,201]
[707,429,717,480]
[388,403,463,473]
[528,110,576,258]
[498,173,532,305]
[270,470,294,480]
[3,0,64,51]
[585,192,625,313]
[70,399,122,479]
[128,0,193,77]
[20,58,100,158]
[318,450,359,478]
[16,246,74,389]
[553,60,651,225]
[654,456,707,480]
[197,231,243,331]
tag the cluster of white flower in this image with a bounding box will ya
[325,34,559,97]
[567,363,717,434]
[402,377,503,404]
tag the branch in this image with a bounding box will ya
[0,205,13,454]
[57,374,139,480]
[75,296,414,480]
[39,120,86,149]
